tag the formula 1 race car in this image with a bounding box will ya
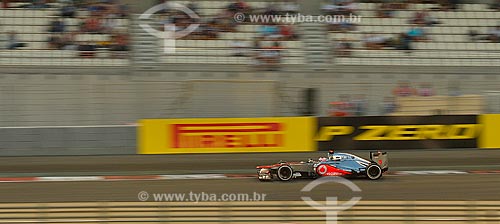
[256,151,388,181]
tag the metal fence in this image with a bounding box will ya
[0,201,497,223]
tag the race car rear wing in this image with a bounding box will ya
[370,151,388,171]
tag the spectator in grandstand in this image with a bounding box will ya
[322,0,336,13]
[60,2,76,18]
[327,19,357,32]
[409,10,424,24]
[262,41,283,70]
[6,31,26,50]
[438,0,459,11]
[395,33,413,52]
[81,16,103,34]
[328,102,346,117]
[407,25,429,42]
[410,10,440,26]
[467,26,500,42]
[259,24,282,40]
[261,3,278,16]
[334,38,353,57]
[207,20,221,39]
[88,1,107,17]
[60,32,77,50]
[215,9,238,32]
[280,0,300,14]
[363,33,388,50]
[393,81,416,97]
[487,25,500,43]
[229,0,251,13]
[231,40,248,57]
[71,0,87,9]
[99,1,128,18]
[2,0,8,8]
[191,20,219,39]
[187,1,199,15]
[160,13,185,33]
[491,0,500,10]
[48,35,62,49]
[227,0,251,22]
[343,0,359,15]
[117,3,129,18]
[351,94,367,116]
[252,39,263,64]
[448,81,462,96]
[385,1,408,10]
[467,29,480,42]
[328,95,352,117]
[381,97,398,115]
[0,31,6,49]
[49,18,66,33]
[253,41,283,70]
[102,14,119,34]
[376,2,396,18]
[417,82,435,96]
[26,0,49,9]
[78,41,97,58]
[48,32,77,50]
[110,32,128,58]
[323,0,358,16]
[279,25,298,40]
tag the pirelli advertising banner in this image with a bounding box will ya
[139,117,315,154]
[317,116,479,150]
[478,114,500,149]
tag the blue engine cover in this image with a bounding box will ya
[315,153,373,174]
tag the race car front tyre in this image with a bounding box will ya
[366,164,382,180]
[277,165,294,181]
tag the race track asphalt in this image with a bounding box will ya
[0,174,499,202]
[0,149,499,175]
[0,149,498,203]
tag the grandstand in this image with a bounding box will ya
[1,0,499,66]
[391,95,484,116]
[0,0,129,66]
[0,0,498,126]
[331,2,500,66]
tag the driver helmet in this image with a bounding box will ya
[331,155,342,161]
[328,149,335,159]
[319,157,328,162]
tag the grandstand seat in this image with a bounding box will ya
[392,95,484,115]
[332,3,500,66]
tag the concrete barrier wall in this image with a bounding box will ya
[0,65,498,156]
[1,66,499,127]
[0,126,136,156]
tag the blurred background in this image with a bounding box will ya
[0,0,499,223]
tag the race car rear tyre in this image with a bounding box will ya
[366,164,382,180]
[277,165,294,181]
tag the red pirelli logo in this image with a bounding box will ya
[172,123,284,148]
